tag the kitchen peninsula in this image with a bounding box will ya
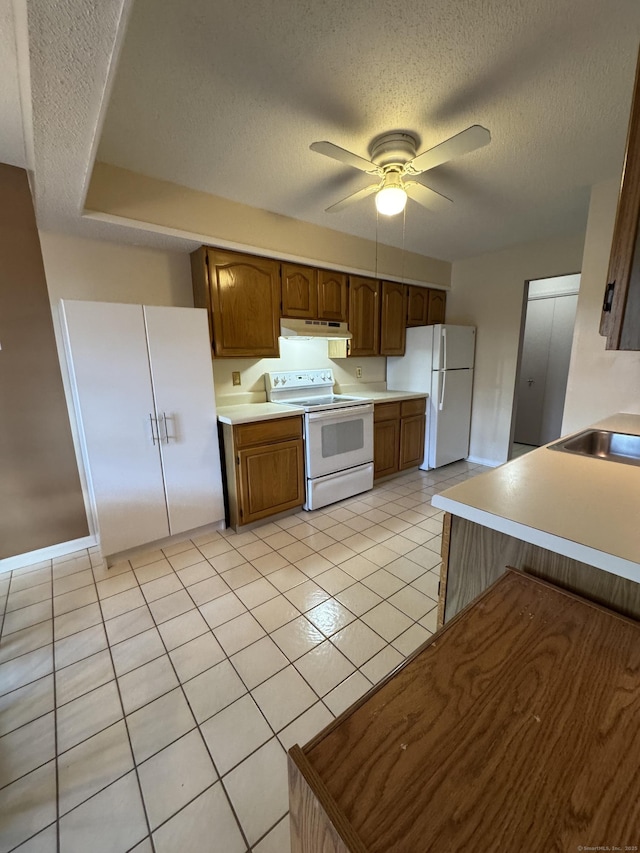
[433,413,640,624]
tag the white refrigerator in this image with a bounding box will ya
[387,324,476,469]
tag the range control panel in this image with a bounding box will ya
[265,369,334,396]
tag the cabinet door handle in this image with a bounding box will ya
[602,281,615,313]
[160,412,170,443]
[149,413,159,446]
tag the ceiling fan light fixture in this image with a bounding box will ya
[375,174,408,215]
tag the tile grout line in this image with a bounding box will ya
[88,559,158,853]
[122,553,254,853]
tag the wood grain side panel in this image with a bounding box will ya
[437,512,451,629]
[190,247,213,347]
[288,747,365,853]
[445,515,640,622]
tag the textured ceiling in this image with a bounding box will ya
[14,0,640,261]
[94,0,640,260]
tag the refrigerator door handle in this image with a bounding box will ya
[442,326,448,371]
[439,371,447,411]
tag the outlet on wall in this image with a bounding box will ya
[232,371,241,386]
[356,367,362,379]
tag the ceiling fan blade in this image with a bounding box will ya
[405,181,453,212]
[325,183,380,213]
[406,125,491,175]
[310,141,381,175]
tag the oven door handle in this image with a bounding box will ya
[306,403,374,421]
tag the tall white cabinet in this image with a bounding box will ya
[61,300,225,557]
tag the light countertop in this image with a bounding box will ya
[347,390,428,403]
[216,402,304,425]
[432,413,640,583]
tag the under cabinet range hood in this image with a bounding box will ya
[279,319,352,340]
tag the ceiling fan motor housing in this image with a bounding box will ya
[369,131,419,168]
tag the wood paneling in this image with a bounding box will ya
[282,264,318,319]
[427,288,446,325]
[318,271,348,322]
[204,249,281,357]
[0,165,88,559]
[398,413,425,469]
[437,512,451,628]
[373,419,399,479]
[406,285,429,326]
[379,281,407,355]
[444,514,640,622]
[237,439,304,524]
[292,570,640,851]
[348,276,379,357]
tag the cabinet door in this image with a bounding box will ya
[207,249,281,357]
[237,439,304,524]
[61,301,169,556]
[380,281,408,355]
[600,48,640,350]
[282,264,318,319]
[374,419,399,479]
[399,414,426,470]
[144,306,225,537]
[407,286,430,326]
[427,289,447,325]
[349,276,380,357]
[318,271,348,321]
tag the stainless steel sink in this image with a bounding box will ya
[548,429,640,467]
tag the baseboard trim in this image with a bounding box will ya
[466,455,502,468]
[0,534,99,574]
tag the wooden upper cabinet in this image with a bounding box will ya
[407,285,430,326]
[348,276,380,356]
[428,289,447,325]
[600,48,640,350]
[193,248,281,358]
[317,270,348,322]
[380,281,408,355]
[281,264,318,319]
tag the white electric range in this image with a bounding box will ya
[265,369,374,510]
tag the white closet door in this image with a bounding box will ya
[143,306,225,535]
[61,301,170,555]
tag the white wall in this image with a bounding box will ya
[563,179,640,432]
[448,233,585,466]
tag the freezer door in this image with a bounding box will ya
[428,368,474,468]
[432,325,476,370]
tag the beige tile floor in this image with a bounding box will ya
[0,460,487,853]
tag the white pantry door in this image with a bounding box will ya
[143,306,225,535]
[61,301,170,555]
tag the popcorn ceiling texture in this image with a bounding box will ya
[4,0,640,259]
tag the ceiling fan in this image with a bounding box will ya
[310,125,491,216]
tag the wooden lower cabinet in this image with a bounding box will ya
[222,416,305,527]
[373,398,426,479]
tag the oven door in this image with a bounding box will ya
[305,404,374,479]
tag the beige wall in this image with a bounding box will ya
[563,179,640,432]
[448,233,585,465]
[40,230,193,307]
[0,168,88,561]
[86,163,451,288]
